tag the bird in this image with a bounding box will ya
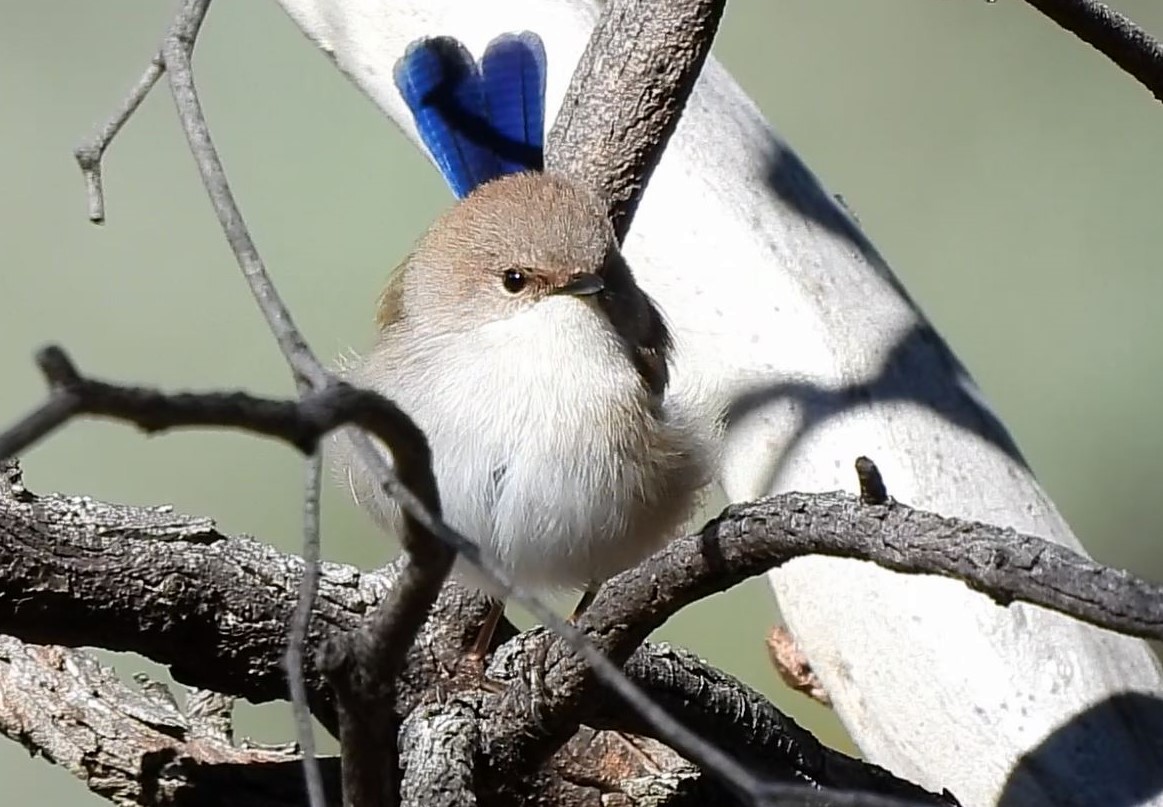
[331,31,712,658]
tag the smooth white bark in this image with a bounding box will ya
[272,1,1163,804]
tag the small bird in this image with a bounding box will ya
[332,32,711,657]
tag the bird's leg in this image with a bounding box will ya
[568,586,599,622]
[466,598,505,661]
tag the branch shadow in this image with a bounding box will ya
[722,136,1034,488]
[998,692,1163,807]
[763,142,882,271]
[725,321,1026,494]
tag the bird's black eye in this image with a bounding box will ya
[502,269,528,294]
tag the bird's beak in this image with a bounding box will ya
[551,272,605,297]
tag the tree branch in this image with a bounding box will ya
[0,636,338,807]
[0,459,950,804]
[588,479,1163,652]
[1022,0,1163,104]
[0,633,730,807]
[473,453,1163,784]
[546,0,725,240]
[2,347,907,801]
[608,644,955,805]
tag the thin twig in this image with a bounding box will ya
[1021,0,1163,103]
[73,52,165,223]
[119,4,453,804]
[288,452,327,807]
[159,0,322,387]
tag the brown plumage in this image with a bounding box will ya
[376,171,671,402]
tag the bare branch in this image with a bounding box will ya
[611,645,947,805]
[73,52,165,223]
[290,454,328,807]
[8,350,1157,801]
[0,344,457,805]
[462,450,1163,793]
[0,636,335,807]
[0,460,945,803]
[546,0,725,240]
[1022,0,1163,103]
[0,634,726,807]
[592,483,1163,649]
[316,458,453,807]
[3,344,827,802]
[398,701,480,807]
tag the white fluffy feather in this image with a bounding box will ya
[333,294,711,596]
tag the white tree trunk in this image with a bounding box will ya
[271,1,1163,804]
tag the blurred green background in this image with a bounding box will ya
[2,0,1162,802]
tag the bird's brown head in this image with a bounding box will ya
[377,171,672,398]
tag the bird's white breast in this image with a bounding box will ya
[334,296,706,595]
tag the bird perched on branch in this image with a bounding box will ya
[332,31,712,657]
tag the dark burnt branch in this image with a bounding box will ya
[0,347,436,481]
[1022,0,1163,104]
[0,632,711,807]
[608,645,955,806]
[546,0,725,240]
[315,440,452,807]
[0,460,947,804]
[588,485,1163,651]
[468,453,1163,790]
[0,350,821,800]
[0,345,455,807]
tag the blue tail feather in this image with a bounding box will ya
[394,32,547,197]
[480,32,546,176]
[393,37,501,199]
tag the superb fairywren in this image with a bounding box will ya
[332,32,712,656]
